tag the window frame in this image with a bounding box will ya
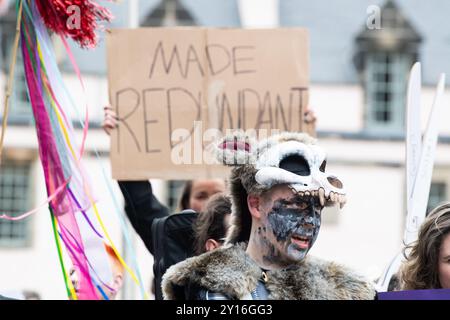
[0,159,33,248]
[365,52,412,135]
[1,26,33,124]
[426,181,448,216]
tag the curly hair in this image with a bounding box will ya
[194,193,231,255]
[400,202,450,290]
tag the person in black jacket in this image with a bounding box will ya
[103,106,226,299]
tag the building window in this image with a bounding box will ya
[167,180,186,213]
[354,1,421,135]
[1,10,32,123]
[10,53,32,121]
[142,0,196,27]
[0,160,32,247]
[427,182,447,215]
[365,52,411,133]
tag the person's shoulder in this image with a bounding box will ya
[153,209,197,231]
[162,243,252,283]
[296,256,377,300]
[162,244,259,300]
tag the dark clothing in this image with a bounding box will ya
[118,181,169,254]
[118,180,196,300]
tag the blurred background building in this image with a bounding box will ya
[1,0,450,299]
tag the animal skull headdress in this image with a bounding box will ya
[213,131,346,244]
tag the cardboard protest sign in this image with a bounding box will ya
[107,28,309,180]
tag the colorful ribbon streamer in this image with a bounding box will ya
[1,0,147,300]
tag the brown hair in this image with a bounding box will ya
[400,202,450,290]
[194,193,231,255]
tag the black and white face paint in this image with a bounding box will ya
[265,195,322,262]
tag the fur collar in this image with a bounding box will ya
[162,244,376,300]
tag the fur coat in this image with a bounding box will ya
[162,244,376,300]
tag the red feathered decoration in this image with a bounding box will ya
[35,0,113,48]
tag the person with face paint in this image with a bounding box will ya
[246,185,323,270]
[162,132,376,300]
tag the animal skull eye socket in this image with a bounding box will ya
[279,155,310,176]
[319,160,327,173]
[327,176,343,189]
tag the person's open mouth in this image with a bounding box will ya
[291,234,310,249]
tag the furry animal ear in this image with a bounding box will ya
[213,131,257,166]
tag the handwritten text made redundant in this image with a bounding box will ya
[112,42,308,154]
